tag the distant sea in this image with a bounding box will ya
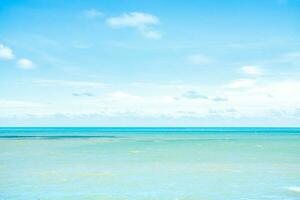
[1,127,300,200]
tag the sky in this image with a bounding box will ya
[0,0,300,126]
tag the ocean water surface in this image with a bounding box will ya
[0,127,300,200]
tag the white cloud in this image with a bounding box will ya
[107,12,158,27]
[0,100,45,108]
[240,65,263,75]
[223,80,300,116]
[83,9,103,18]
[0,44,14,60]
[181,90,208,99]
[187,54,213,65]
[110,91,142,101]
[224,79,256,89]
[162,96,177,103]
[17,58,34,69]
[34,79,107,88]
[0,44,36,69]
[106,12,161,39]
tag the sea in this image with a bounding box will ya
[0,127,300,200]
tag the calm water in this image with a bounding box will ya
[0,127,300,200]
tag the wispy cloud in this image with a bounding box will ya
[284,52,300,58]
[2,79,300,120]
[187,54,214,65]
[224,79,256,89]
[110,91,142,101]
[240,65,263,76]
[106,12,162,39]
[282,51,300,64]
[17,58,34,70]
[181,90,208,99]
[0,44,14,60]
[107,12,158,28]
[139,28,162,39]
[34,79,108,88]
[72,92,95,97]
[211,97,228,102]
[83,9,104,19]
[0,100,45,108]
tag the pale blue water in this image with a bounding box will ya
[1,127,300,200]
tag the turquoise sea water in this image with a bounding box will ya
[1,127,300,200]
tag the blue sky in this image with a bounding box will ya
[0,0,300,126]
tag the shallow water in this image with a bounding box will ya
[1,127,300,200]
